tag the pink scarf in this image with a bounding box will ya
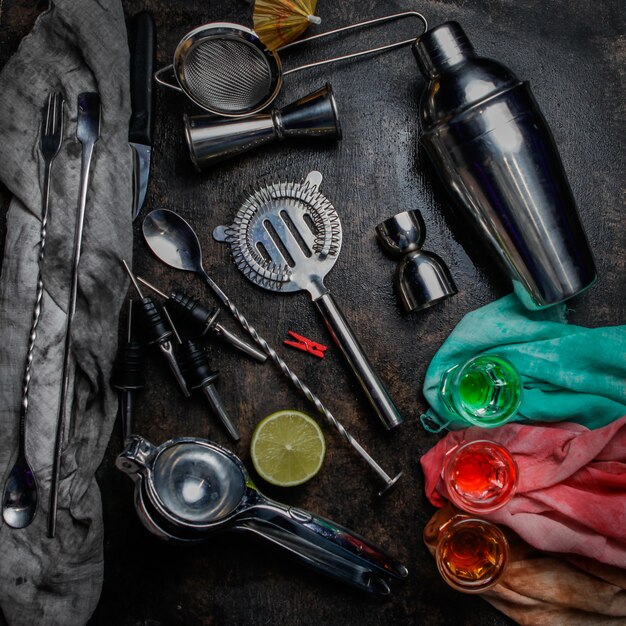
[420,416,626,567]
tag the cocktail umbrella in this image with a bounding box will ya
[254,0,321,51]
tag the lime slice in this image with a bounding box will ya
[250,410,326,487]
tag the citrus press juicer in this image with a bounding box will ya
[116,435,408,595]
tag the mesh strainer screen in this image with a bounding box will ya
[183,38,275,114]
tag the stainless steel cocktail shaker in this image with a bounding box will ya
[413,22,596,309]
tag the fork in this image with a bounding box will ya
[1,92,64,529]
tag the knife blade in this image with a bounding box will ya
[129,11,155,221]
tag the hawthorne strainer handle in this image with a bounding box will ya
[314,293,403,430]
[280,11,428,76]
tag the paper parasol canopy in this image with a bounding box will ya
[254,0,321,51]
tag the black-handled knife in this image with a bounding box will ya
[129,11,155,221]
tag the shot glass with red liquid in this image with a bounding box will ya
[443,440,518,514]
[435,515,509,593]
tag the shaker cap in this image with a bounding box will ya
[413,21,475,78]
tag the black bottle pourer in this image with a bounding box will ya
[178,340,240,441]
[122,260,190,397]
[376,210,457,313]
[136,276,266,362]
[111,300,145,442]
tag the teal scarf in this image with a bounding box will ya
[421,295,626,431]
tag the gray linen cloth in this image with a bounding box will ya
[0,1,131,624]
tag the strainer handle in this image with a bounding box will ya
[279,11,428,76]
[315,292,403,431]
[154,65,183,92]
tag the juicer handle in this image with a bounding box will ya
[237,501,407,595]
[314,292,403,430]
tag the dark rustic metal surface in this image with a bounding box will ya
[1,1,624,625]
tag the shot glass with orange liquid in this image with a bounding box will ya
[435,515,509,593]
[443,440,518,514]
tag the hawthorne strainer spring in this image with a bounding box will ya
[213,171,402,431]
[155,12,428,117]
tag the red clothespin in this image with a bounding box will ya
[284,330,327,359]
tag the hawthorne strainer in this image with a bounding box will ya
[213,171,402,431]
[155,11,428,117]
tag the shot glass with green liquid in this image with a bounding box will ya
[439,354,522,427]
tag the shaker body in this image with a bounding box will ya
[415,22,596,309]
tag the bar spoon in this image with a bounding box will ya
[2,93,64,529]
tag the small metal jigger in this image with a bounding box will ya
[184,83,341,170]
[376,210,457,313]
[178,340,240,441]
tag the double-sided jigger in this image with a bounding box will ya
[185,83,341,170]
[376,210,457,312]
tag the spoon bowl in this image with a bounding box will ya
[142,209,204,273]
[2,455,37,528]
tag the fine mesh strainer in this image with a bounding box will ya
[213,171,403,431]
[155,12,428,117]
